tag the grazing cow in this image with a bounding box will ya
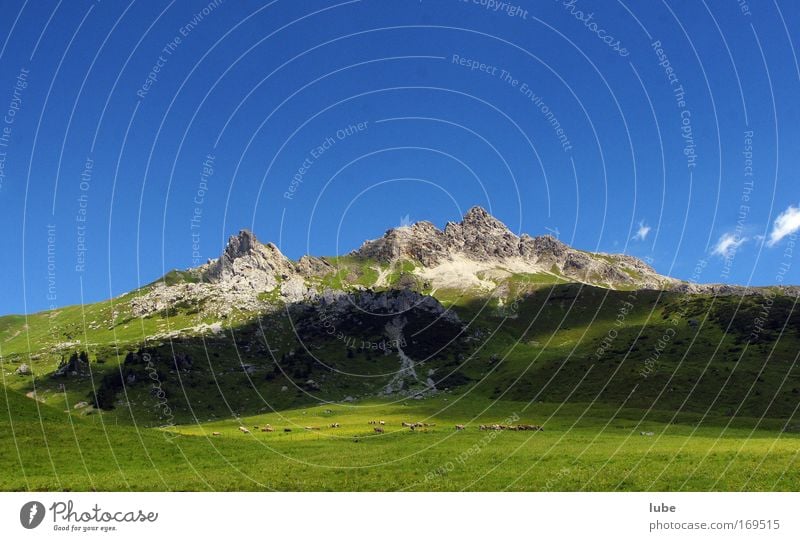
[238,426,250,434]
[402,422,413,428]
[379,420,385,425]
[261,426,274,432]
[305,426,320,431]
[284,428,292,432]
[211,431,221,436]
[455,424,465,431]
[374,426,384,434]
[368,420,377,425]
[329,423,340,428]
[640,431,654,436]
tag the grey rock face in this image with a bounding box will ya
[204,230,295,286]
[351,221,449,266]
[444,206,521,261]
[296,255,334,278]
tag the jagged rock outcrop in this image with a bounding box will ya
[444,206,522,261]
[296,255,334,278]
[312,288,459,323]
[204,230,296,288]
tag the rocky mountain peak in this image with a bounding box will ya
[348,206,674,289]
[203,229,294,284]
[460,206,508,231]
[443,206,520,261]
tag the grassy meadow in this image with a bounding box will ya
[2,387,798,491]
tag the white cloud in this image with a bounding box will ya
[712,232,747,259]
[632,221,651,241]
[767,205,800,247]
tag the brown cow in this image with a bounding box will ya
[374,426,384,434]
[261,426,274,432]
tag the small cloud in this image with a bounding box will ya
[767,205,800,247]
[632,221,651,241]
[712,232,747,259]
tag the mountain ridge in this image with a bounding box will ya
[126,206,798,319]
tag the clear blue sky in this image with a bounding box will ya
[1,0,798,315]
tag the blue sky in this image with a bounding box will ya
[0,0,798,315]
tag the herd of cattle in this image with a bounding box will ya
[478,424,543,431]
[216,421,543,436]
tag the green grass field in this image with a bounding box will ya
[2,387,798,491]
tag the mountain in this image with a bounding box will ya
[130,206,678,319]
[2,206,800,428]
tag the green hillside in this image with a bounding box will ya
[2,264,799,490]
